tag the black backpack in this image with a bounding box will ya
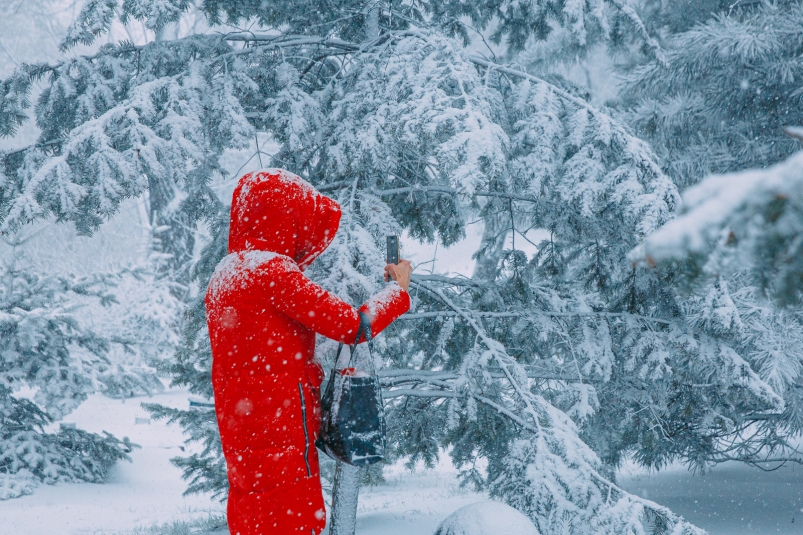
[316,312,386,466]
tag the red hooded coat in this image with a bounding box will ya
[205,169,410,535]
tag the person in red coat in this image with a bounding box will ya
[205,169,412,535]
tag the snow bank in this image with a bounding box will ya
[0,386,224,534]
[434,501,540,535]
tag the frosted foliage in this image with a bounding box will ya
[68,268,180,398]
[508,78,677,241]
[634,154,803,437]
[307,190,399,362]
[62,0,118,50]
[419,0,646,58]
[387,284,704,535]
[0,472,36,500]
[120,0,193,31]
[622,2,803,186]
[631,152,803,305]
[0,264,134,496]
[265,63,321,154]
[0,268,105,419]
[327,34,507,197]
[1,40,253,234]
[631,153,803,264]
[498,438,705,535]
[111,272,181,357]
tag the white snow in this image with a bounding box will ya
[4,385,803,534]
[630,151,803,264]
[0,387,226,535]
[347,457,487,535]
[434,501,539,535]
[0,385,487,535]
[618,459,803,535]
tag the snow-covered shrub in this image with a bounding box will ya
[0,261,135,498]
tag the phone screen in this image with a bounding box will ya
[387,235,400,265]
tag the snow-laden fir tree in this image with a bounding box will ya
[0,0,774,532]
[0,238,135,499]
[621,0,803,187]
[605,0,803,467]
[632,148,803,463]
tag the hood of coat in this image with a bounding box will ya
[228,169,342,271]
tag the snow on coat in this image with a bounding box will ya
[205,169,410,535]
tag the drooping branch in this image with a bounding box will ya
[398,309,674,325]
[605,0,668,67]
[404,279,707,532]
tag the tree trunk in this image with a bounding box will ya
[327,11,378,532]
[329,462,361,535]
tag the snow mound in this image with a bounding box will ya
[434,501,540,535]
[0,472,36,500]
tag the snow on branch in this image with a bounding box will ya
[409,280,705,535]
[399,309,674,325]
[630,151,803,306]
[605,0,668,66]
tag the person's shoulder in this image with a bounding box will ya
[207,251,296,297]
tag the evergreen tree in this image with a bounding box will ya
[0,240,135,499]
[632,149,803,464]
[145,206,229,499]
[621,0,803,187]
[606,0,803,470]
[0,0,758,532]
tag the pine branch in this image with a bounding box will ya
[220,31,362,51]
[605,0,668,67]
[399,309,674,325]
[785,126,803,143]
[315,181,539,203]
[408,280,702,533]
[469,56,647,147]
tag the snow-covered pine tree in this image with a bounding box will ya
[632,151,803,458]
[0,237,135,499]
[0,0,727,533]
[606,0,803,468]
[92,266,179,398]
[144,205,230,499]
[621,0,803,187]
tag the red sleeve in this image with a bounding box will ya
[358,283,411,339]
[268,258,410,343]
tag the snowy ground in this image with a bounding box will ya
[0,387,485,535]
[344,463,486,535]
[3,386,803,535]
[0,388,226,535]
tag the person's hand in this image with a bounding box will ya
[384,259,412,293]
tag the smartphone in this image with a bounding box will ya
[386,235,400,265]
